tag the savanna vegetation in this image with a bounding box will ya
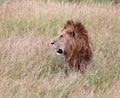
[0,0,120,98]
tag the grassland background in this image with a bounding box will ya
[0,0,120,98]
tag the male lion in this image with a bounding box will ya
[51,20,93,73]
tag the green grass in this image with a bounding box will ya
[0,0,120,98]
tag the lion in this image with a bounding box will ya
[51,20,93,73]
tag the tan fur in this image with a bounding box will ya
[51,20,93,73]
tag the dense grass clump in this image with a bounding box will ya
[0,0,120,98]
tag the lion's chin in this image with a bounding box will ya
[56,52,62,56]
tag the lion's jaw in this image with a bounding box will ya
[63,41,76,60]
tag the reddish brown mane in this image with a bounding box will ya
[63,20,93,73]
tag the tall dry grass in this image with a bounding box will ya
[0,0,120,98]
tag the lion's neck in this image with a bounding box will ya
[64,51,81,66]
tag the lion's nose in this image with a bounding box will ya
[51,41,54,45]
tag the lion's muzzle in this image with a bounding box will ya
[51,41,64,55]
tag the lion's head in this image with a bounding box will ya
[51,20,93,73]
[51,20,76,56]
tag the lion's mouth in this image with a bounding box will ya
[56,49,63,55]
[51,43,64,55]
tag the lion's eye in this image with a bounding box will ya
[69,31,75,37]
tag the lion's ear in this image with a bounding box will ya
[69,31,75,37]
[66,20,74,25]
[64,20,74,28]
